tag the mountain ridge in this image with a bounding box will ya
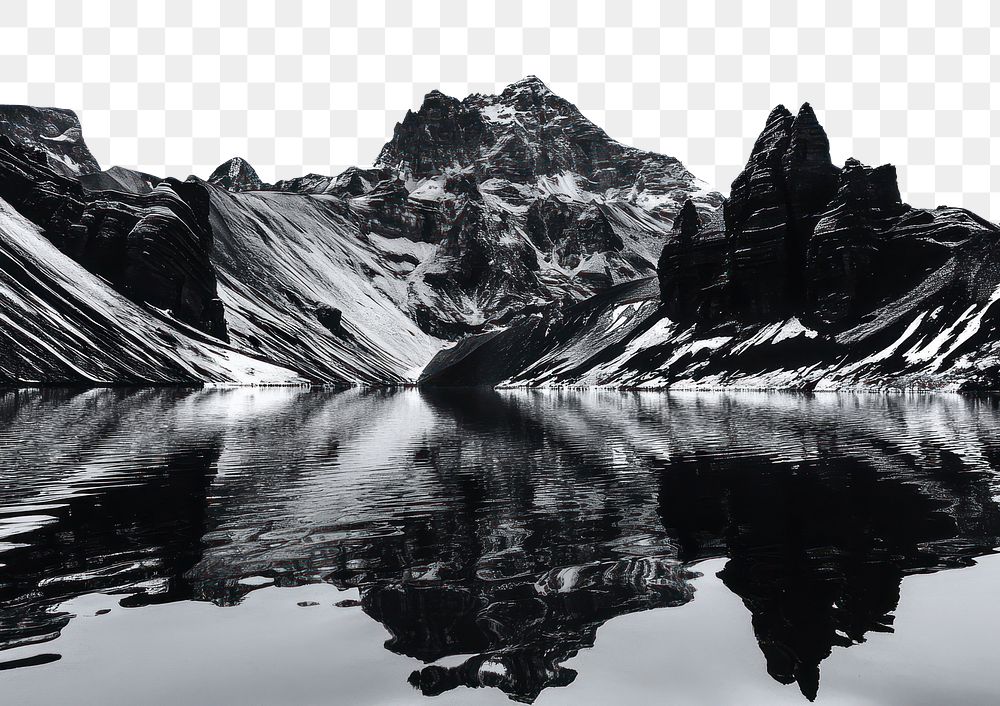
[0,79,997,389]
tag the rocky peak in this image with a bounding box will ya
[834,158,903,213]
[500,74,553,96]
[376,77,719,209]
[721,103,843,320]
[207,157,264,192]
[375,91,488,179]
[785,103,832,166]
[747,105,794,161]
[783,103,840,216]
[672,199,701,244]
[0,105,101,176]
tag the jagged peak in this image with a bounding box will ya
[790,102,825,137]
[767,104,793,123]
[502,75,553,96]
[410,90,464,119]
[739,106,794,171]
[786,103,832,168]
[796,102,817,119]
[207,157,263,191]
[210,156,256,177]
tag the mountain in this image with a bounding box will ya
[422,103,1000,391]
[206,76,722,338]
[0,86,997,389]
[0,80,719,385]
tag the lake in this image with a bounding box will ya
[1,388,999,705]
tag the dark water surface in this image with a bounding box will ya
[1,388,999,705]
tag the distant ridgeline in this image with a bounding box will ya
[0,81,997,389]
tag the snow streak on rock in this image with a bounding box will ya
[0,197,303,385]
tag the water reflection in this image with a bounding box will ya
[0,388,998,702]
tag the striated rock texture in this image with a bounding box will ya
[657,199,728,322]
[0,122,227,340]
[806,159,907,324]
[0,196,299,385]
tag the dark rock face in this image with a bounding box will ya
[657,102,999,335]
[806,160,907,324]
[722,104,840,321]
[315,305,343,334]
[0,127,227,340]
[377,90,488,179]
[410,198,545,338]
[0,105,101,175]
[657,199,728,322]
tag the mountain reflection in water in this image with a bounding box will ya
[0,388,999,703]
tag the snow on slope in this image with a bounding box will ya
[0,196,304,385]
[421,268,1000,391]
[206,186,444,384]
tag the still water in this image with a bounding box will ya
[1,388,999,705]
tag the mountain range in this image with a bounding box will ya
[0,77,997,390]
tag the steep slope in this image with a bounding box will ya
[205,185,441,383]
[0,196,302,385]
[0,102,443,384]
[422,105,1000,391]
[0,126,228,340]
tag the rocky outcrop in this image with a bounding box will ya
[722,104,840,321]
[0,105,101,175]
[79,165,160,195]
[806,159,907,324]
[0,131,227,339]
[207,157,264,192]
[408,197,545,338]
[376,90,489,179]
[657,199,728,322]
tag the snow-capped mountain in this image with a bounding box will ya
[0,84,998,389]
[423,104,1000,392]
[207,76,722,339]
[0,79,720,385]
